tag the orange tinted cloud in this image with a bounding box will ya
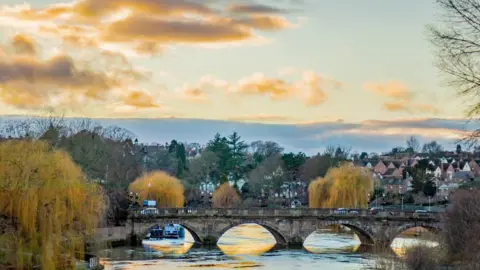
[0,36,150,110]
[179,70,339,106]
[2,1,293,50]
[365,80,440,115]
[383,101,441,115]
[364,80,413,101]
[123,91,159,108]
[101,15,253,44]
[11,34,36,55]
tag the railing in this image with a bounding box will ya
[132,208,440,220]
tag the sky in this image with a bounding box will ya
[0,0,476,152]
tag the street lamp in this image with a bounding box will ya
[428,196,431,211]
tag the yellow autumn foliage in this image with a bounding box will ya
[129,171,185,208]
[309,163,373,208]
[212,183,242,208]
[0,140,104,270]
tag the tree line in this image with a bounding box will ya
[0,117,356,224]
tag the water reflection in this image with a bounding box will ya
[217,224,276,255]
[303,230,361,254]
[100,224,439,270]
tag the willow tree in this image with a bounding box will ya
[0,140,104,270]
[309,163,373,208]
[212,183,242,208]
[129,171,184,208]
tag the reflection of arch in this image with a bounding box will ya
[390,223,440,245]
[142,223,202,244]
[218,222,287,247]
[308,220,376,246]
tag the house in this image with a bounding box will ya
[433,166,442,178]
[383,168,402,179]
[460,161,471,172]
[468,159,480,176]
[443,163,455,181]
[380,178,407,194]
[452,171,474,183]
[373,160,388,174]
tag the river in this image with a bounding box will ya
[98,224,438,269]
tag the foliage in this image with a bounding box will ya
[248,154,286,197]
[308,163,373,208]
[250,140,283,166]
[183,150,219,200]
[422,141,444,156]
[423,180,437,197]
[429,0,480,144]
[129,171,185,208]
[443,189,480,265]
[403,159,435,194]
[406,136,420,153]
[300,154,346,184]
[212,183,242,208]
[226,132,248,185]
[0,140,104,270]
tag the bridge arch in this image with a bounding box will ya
[217,222,288,247]
[310,220,376,246]
[387,223,441,247]
[141,223,203,244]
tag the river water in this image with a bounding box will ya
[99,224,438,270]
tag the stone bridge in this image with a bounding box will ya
[127,208,442,248]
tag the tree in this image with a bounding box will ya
[300,154,342,184]
[456,144,462,155]
[207,133,231,183]
[308,163,373,208]
[443,189,480,264]
[129,171,185,208]
[359,152,369,160]
[422,140,444,156]
[183,150,219,200]
[212,183,241,208]
[248,154,286,197]
[423,180,437,197]
[227,132,248,186]
[0,140,104,269]
[406,136,420,153]
[250,140,283,165]
[403,159,436,194]
[429,0,480,144]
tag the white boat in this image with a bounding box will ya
[142,224,191,248]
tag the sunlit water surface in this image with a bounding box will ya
[99,224,438,270]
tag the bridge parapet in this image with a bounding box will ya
[133,208,441,221]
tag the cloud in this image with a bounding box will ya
[10,34,37,56]
[175,70,340,106]
[101,15,253,44]
[234,70,339,106]
[364,80,413,101]
[365,80,441,115]
[227,114,296,123]
[1,0,296,54]
[175,75,228,102]
[227,3,289,14]
[0,35,149,110]
[383,102,441,114]
[123,91,159,108]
